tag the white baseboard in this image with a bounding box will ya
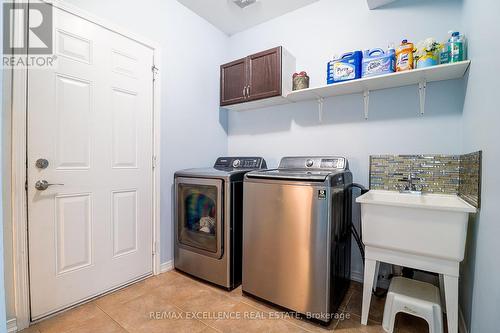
[7,318,17,333]
[459,307,468,333]
[351,270,364,284]
[160,260,174,273]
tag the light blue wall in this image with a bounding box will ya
[460,0,500,331]
[226,0,466,281]
[62,0,230,263]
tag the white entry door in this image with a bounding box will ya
[27,3,155,319]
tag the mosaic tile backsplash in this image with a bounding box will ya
[459,151,482,208]
[369,151,481,208]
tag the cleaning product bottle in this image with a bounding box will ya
[396,39,414,71]
[449,31,466,62]
[388,42,396,64]
[388,42,396,55]
[439,43,450,64]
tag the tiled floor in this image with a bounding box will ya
[21,270,434,333]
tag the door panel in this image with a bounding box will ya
[247,47,282,101]
[220,57,247,106]
[56,29,92,64]
[28,3,154,319]
[112,190,138,257]
[55,75,91,169]
[111,88,138,168]
[55,194,92,274]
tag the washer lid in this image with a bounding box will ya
[246,156,348,181]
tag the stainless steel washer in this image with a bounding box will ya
[242,156,352,322]
[174,157,266,290]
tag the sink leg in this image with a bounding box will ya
[373,261,380,292]
[444,274,459,333]
[361,259,377,325]
[439,274,446,313]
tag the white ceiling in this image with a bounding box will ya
[177,0,320,36]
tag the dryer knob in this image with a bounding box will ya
[232,159,241,168]
[306,159,314,167]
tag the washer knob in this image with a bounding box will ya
[232,159,241,168]
[306,159,314,168]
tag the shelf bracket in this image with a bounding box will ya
[363,90,370,120]
[318,97,324,122]
[419,79,427,115]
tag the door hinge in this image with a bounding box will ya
[25,180,28,191]
[152,241,157,256]
[152,65,159,81]
[152,155,157,169]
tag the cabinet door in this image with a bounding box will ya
[220,57,247,106]
[247,47,282,101]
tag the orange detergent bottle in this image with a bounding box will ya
[396,39,415,71]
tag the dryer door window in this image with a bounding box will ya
[176,178,223,258]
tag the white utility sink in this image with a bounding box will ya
[356,190,476,261]
[356,190,477,333]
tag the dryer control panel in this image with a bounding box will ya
[214,157,267,170]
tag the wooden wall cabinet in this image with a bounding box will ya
[220,46,296,111]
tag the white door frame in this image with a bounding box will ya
[9,0,162,329]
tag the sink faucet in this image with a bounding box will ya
[398,173,422,194]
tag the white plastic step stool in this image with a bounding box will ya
[383,277,443,333]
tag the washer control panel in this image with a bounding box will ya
[279,157,348,170]
[214,157,267,169]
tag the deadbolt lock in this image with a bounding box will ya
[36,158,49,169]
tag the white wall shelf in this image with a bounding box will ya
[224,61,470,116]
[286,61,470,119]
[287,61,470,102]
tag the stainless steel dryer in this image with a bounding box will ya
[174,157,266,290]
[242,156,352,322]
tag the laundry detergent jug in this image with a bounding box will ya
[327,51,363,84]
[362,48,396,78]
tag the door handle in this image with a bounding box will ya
[35,180,64,191]
[243,85,248,98]
[246,85,251,97]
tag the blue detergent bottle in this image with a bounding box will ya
[327,51,363,84]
